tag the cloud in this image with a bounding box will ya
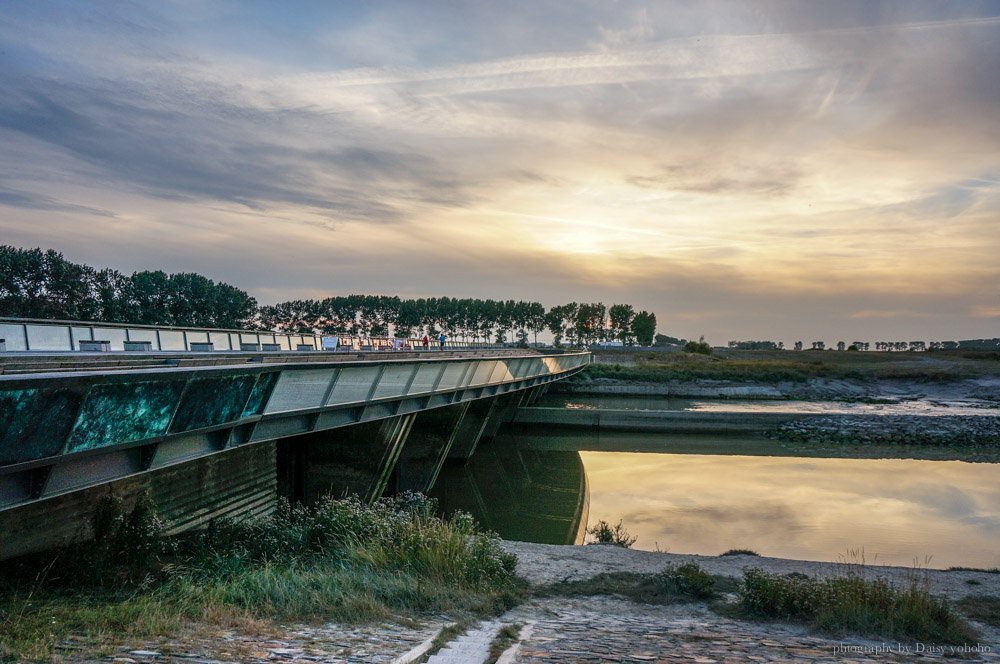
[0,2,999,344]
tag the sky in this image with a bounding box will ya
[1,1,998,345]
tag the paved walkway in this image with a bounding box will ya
[501,597,1000,663]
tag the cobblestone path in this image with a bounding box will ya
[55,619,446,663]
[502,597,1000,663]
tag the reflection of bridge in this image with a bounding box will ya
[0,319,589,559]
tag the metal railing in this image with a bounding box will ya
[0,318,504,353]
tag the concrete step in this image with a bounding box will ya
[424,620,501,664]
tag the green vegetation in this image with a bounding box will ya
[720,549,760,557]
[0,493,521,661]
[736,568,976,643]
[0,245,257,328]
[2,244,659,345]
[487,622,523,662]
[957,595,1000,628]
[538,564,737,605]
[683,336,713,355]
[586,519,638,548]
[580,347,1000,384]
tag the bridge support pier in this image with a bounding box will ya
[447,392,529,462]
[394,402,470,494]
[279,414,416,505]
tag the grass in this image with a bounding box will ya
[487,622,522,663]
[579,348,1000,385]
[720,549,760,557]
[537,564,738,605]
[0,492,523,661]
[947,567,1000,574]
[956,596,1000,628]
[736,567,977,644]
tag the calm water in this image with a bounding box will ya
[473,394,1000,568]
[580,450,1000,569]
[539,394,1000,417]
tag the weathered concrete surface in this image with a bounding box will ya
[514,406,822,433]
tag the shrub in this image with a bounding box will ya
[586,519,637,548]
[655,563,716,599]
[738,568,976,643]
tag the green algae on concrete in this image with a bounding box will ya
[66,380,186,452]
[0,387,81,464]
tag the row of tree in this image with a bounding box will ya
[0,246,659,345]
[260,297,658,346]
[0,246,257,328]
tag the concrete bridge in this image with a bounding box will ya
[0,320,589,559]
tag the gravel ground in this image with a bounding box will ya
[500,540,1000,602]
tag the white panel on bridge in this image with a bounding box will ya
[469,360,499,386]
[542,356,564,374]
[489,360,515,384]
[327,365,383,404]
[438,361,474,390]
[408,363,444,393]
[90,328,128,351]
[371,364,417,400]
[0,324,27,351]
[126,329,158,346]
[265,368,337,413]
[25,324,72,351]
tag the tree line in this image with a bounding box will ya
[0,245,658,345]
[0,246,257,329]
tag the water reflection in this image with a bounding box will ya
[431,439,589,545]
[539,394,1000,417]
[580,451,1000,569]
[439,431,1000,567]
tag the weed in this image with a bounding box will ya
[538,565,735,605]
[487,622,523,663]
[957,595,1000,628]
[737,568,976,643]
[586,519,637,548]
[0,493,521,661]
[654,562,716,599]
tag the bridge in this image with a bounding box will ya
[0,318,589,560]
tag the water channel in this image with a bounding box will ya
[432,393,1000,569]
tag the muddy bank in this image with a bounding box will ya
[500,540,1000,603]
[559,376,1000,402]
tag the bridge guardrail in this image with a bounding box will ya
[0,318,504,353]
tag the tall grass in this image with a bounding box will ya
[0,493,521,660]
[580,350,993,384]
[737,567,976,643]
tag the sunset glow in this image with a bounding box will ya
[1,2,998,343]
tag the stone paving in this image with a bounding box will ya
[54,619,446,663]
[501,597,1000,663]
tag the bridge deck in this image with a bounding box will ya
[0,348,545,376]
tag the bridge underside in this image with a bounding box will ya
[0,374,555,560]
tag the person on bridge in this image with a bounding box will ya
[439,332,446,350]
[422,334,429,349]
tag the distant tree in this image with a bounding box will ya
[793,341,803,351]
[608,304,635,344]
[654,334,686,347]
[684,336,712,355]
[631,311,657,346]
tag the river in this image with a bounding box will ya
[433,393,1000,569]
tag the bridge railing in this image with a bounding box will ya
[0,318,504,353]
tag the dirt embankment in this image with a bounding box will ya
[560,376,1000,402]
[501,540,1000,603]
